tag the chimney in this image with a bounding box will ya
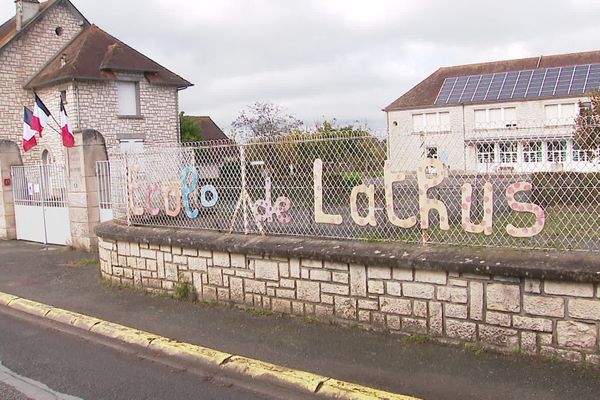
[15,0,40,31]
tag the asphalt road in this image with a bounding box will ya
[0,311,274,400]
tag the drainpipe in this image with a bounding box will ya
[74,80,81,131]
[462,104,467,171]
[385,111,390,160]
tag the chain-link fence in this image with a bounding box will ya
[108,122,600,252]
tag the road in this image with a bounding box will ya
[0,310,279,400]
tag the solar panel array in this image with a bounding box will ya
[435,63,600,105]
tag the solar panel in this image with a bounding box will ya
[433,63,600,106]
[459,75,479,103]
[525,69,545,98]
[446,76,468,103]
[512,70,532,99]
[435,77,456,104]
[498,71,519,100]
[471,74,493,102]
[554,66,574,96]
[584,64,600,93]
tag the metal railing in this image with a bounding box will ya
[96,160,112,210]
[11,164,68,208]
[107,122,600,252]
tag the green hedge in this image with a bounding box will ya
[531,172,600,207]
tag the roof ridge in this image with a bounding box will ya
[439,49,600,71]
[89,24,192,86]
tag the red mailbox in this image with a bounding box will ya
[3,178,10,187]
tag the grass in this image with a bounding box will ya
[401,333,432,345]
[351,205,600,251]
[464,342,486,355]
[73,258,99,267]
[245,307,274,317]
[173,275,197,302]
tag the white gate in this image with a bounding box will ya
[96,160,113,222]
[11,164,71,245]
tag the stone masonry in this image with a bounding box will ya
[0,2,183,165]
[98,235,600,365]
[0,2,83,164]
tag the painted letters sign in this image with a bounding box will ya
[127,158,546,238]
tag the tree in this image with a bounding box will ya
[574,90,600,151]
[179,112,203,143]
[231,102,303,140]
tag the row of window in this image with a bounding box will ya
[475,141,598,164]
[412,102,583,132]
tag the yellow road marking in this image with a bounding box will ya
[0,291,422,400]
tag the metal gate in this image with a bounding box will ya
[96,160,113,222]
[11,164,71,245]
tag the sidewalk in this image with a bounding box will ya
[0,240,598,400]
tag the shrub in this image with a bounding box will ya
[531,172,600,207]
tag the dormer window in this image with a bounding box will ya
[60,54,67,68]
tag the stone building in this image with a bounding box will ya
[0,0,192,164]
[384,51,600,173]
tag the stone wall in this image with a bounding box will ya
[74,77,180,157]
[96,222,600,365]
[0,140,23,239]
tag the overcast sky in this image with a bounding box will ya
[3,0,600,133]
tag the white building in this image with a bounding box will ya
[384,51,600,173]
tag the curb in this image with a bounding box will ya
[0,291,420,400]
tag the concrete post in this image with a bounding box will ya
[0,141,23,240]
[66,130,107,251]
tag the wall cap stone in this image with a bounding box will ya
[96,221,600,283]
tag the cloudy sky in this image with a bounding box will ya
[3,0,600,133]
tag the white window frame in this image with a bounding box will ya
[412,111,450,133]
[117,80,141,117]
[474,107,517,129]
[544,103,577,126]
[547,140,567,162]
[499,142,518,164]
[119,139,145,154]
[523,141,542,163]
[476,143,496,164]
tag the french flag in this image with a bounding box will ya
[23,107,38,152]
[60,99,75,148]
[31,93,51,137]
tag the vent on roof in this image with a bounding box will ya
[435,63,600,106]
[60,54,67,68]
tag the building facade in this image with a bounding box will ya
[384,51,600,173]
[0,0,192,165]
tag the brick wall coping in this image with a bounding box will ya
[96,221,600,283]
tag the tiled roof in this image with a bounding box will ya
[27,24,193,89]
[384,50,600,112]
[190,116,231,142]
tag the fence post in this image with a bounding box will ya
[66,130,108,251]
[0,140,22,240]
[240,144,248,234]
